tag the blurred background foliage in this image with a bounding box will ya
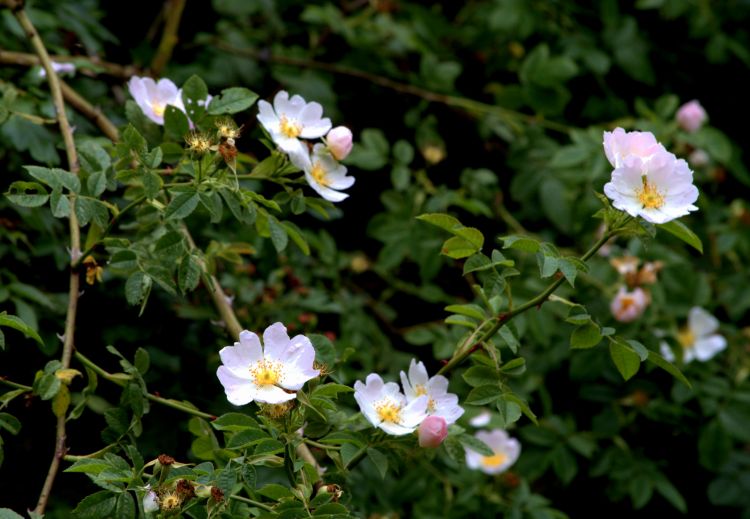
[1,0,750,517]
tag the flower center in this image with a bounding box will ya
[619,296,636,311]
[414,384,427,396]
[481,452,508,468]
[250,360,283,386]
[151,102,166,118]
[677,328,695,350]
[637,177,665,209]
[374,400,402,423]
[280,115,302,138]
[310,162,330,186]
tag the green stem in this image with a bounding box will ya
[438,228,618,375]
[228,494,274,512]
[0,378,32,391]
[74,351,215,420]
[145,393,215,420]
[73,195,148,267]
[303,439,341,451]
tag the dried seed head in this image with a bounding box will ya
[185,131,213,155]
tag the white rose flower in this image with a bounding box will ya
[257,90,332,156]
[610,286,649,323]
[127,76,186,126]
[400,359,464,425]
[465,429,521,475]
[661,307,727,364]
[291,143,355,202]
[353,373,428,436]
[602,128,699,224]
[469,410,492,428]
[216,322,320,405]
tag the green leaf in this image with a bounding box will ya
[646,351,691,388]
[24,165,80,193]
[134,347,150,375]
[50,187,71,218]
[226,428,269,449]
[164,105,190,141]
[465,385,501,405]
[499,357,526,376]
[445,304,486,321]
[267,214,288,252]
[165,191,200,219]
[181,75,209,122]
[5,181,49,207]
[207,87,259,114]
[416,213,462,232]
[495,398,522,427]
[125,271,151,307]
[462,366,500,387]
[154,231,185,259]
[367,447,388,479]
[72,490,118,519]
[442,236,480,259]
[178,254,201,293]
[658,220,703,253]
[500,235,540,253]
[312,383,354,398]
[0,311,43,346]
[346,128,389,170]
[0,509,25,519]
[570,322,602,349]
[609,340,641,380]
[212,412,259,432]
[0,413,21,435]
[458,434,494,456]
[281,221,310,255]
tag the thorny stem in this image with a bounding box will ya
[437,228,620,375]
[2,1,83,513]
[73,351,215,420]
[0,25,325,486]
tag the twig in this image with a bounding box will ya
[0,49,137,78]
[150,0,187,76]
[60,81,119,141]
[438,228,620,375]
[212,40,574,134]
[74,351,215,420]
[2,1,82,513]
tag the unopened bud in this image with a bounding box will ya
[418,416,448,448]
[325,126,353,161]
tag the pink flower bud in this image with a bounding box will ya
[326,126,353,160]
[676,100,707,133]
[418,416,448,448]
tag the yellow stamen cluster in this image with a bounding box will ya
[250,360,283,386]
[150,102,166,118]
[185,131,213,155]
[279,115,302,138]
[160,491,182,511]
[375,400,402,423]
[215,117,241,140]
[677,328,695,350]
[259,401,295,419]
[310,162,330,187]
[637,177,665,209]
[481,452,508,468]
